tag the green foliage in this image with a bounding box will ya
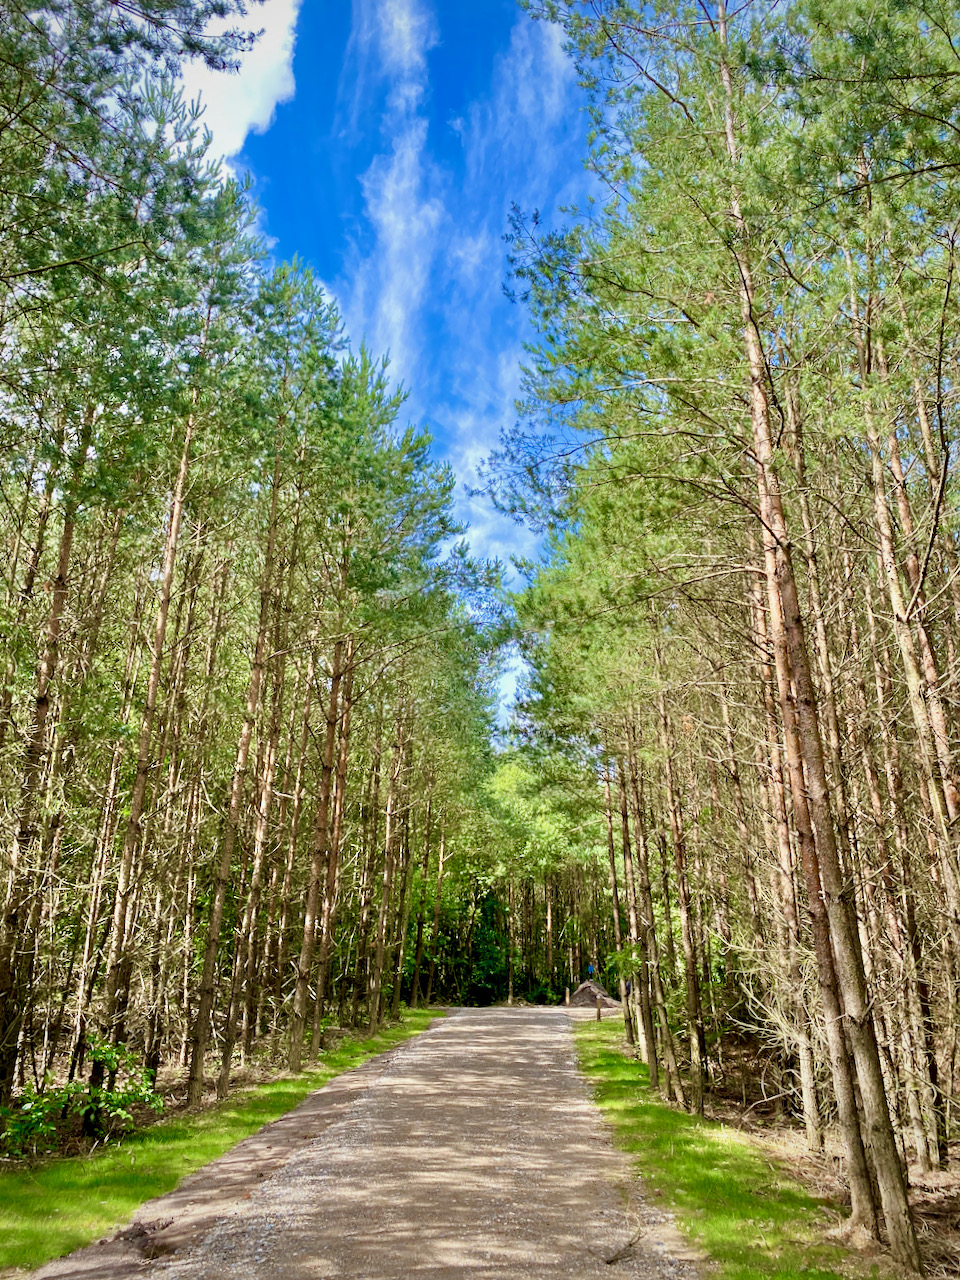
[80,1038,164,1140]
[0,1083,66,1160]
[460,895,510,1005]
[0,1039,161,1158]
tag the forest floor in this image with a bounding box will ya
[25,1007,703,1280]
[574,1013,960,1280]
[698,1045,960,1278]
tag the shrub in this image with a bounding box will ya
[0,1039,161,1159]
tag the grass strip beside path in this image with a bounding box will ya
[573,1018,874,1280]
[0,1009,443,1273]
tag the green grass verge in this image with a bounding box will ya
[573,1018,873,1280]
[0,1009,443,1273]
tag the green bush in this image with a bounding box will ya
[523,979,563,1005]
[0,1038,161,1159]
[0,1082,66,1158]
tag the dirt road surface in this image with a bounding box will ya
[33,1007,701,1280]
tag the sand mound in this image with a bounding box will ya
[569,979,620,1008]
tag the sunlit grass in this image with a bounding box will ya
[573,1019,867,1280]
[0,1009,443,1273]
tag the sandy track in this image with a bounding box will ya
[34,1008,700,1280]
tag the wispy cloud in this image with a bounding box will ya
[330,4,590,717]
[426,17,588,570]
[461,16,579,199]
[181,0,303,160]
[337,4,588,492]
[354,119,443,378]
[338,0,443,385]
[375,0,437,79]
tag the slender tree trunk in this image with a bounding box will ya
[0,410,92,1101]
[657,688,705,1114]
[627,744,684,1105]
[367,713,404,1032]
[716,12,919,1258]
[409,790,433,1009]
[507,877,515,1005]
[313,644,356,1039]
[103,412,196,1045]
[289,637,345,1070]
[425,825,446,1006]
[604,769,635,1047]
[217,646,285,1095]
[350,759,382,1026]
[272,657,315,1039]
[389,808,415,1021]
[187,446,280,1104]
[620,750,656,1082]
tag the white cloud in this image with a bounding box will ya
[331,4,591,721]
[375,0,438,78]
[180,0,302,160]
[339,0,443,381]
[461,16,581,200]
[339,0,438,134]
[427,18,586,582]
[355,118,443,377]
[339,4,584,419]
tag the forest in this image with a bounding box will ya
[5,0,960,1272]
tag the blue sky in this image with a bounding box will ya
[181,0,594,708]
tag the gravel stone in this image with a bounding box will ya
[35,1007,703,1280]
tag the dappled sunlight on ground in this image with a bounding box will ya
[147,1008,686,1280]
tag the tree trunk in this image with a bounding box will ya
[0,409,92,1101]
[604,769,634,1047]
[367,715,404,1032]
[715,11,920,1258]
[289,637,345,1070]
[409,790,433,1008]
[312,644,356,1041]
[620,750,656,1083]
[657,688,705,1114]
[187,445,280,1105]
[103,413,195,1044]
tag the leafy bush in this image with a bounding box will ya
[0,1083,67,1158]
[0,1039,161,1159]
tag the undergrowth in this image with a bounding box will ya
[0,1009,442,1273]
[0,1038,161,1159]
[572,1018,887,1280]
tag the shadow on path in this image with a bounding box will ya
[34,1008,700,1280]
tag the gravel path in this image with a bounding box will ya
[35,1007,701,1280]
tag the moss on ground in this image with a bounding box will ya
[572,1018,883,1280]
[0,1010,442,1273]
